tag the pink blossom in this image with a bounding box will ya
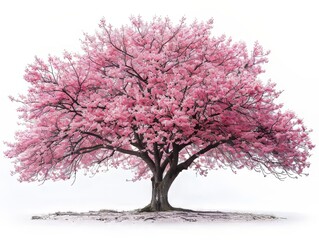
[4,17,314,205]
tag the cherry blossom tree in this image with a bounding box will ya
[5,17,314,211]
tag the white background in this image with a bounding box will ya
[0,0,318,239]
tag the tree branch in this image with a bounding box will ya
[160,152,173,172]
[176,141,224,173]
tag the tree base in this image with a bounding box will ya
[138,203,196,212]
[138,203,174,212]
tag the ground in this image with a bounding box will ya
[31,209,281,223]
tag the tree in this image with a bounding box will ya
[5,16,314,211]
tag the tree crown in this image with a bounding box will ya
[5,16,314,182]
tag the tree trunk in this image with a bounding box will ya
[139,142,187,212]
[150,179,172,211]
[140,174,177,212]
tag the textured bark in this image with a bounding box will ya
[150,179,172,211]
[140,173,178,212]
[140,142,203,212]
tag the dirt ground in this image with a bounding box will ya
[31,209,281,223]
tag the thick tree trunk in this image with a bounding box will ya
[150,179,172,211]
[140,174,177,212]
[139,142,190,212]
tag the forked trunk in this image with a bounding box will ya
[139,142,186,212]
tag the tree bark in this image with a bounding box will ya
[140,173,178,212]
[139,142,220,212]
[151,179,172,211]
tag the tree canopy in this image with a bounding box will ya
[5,17,314,185]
